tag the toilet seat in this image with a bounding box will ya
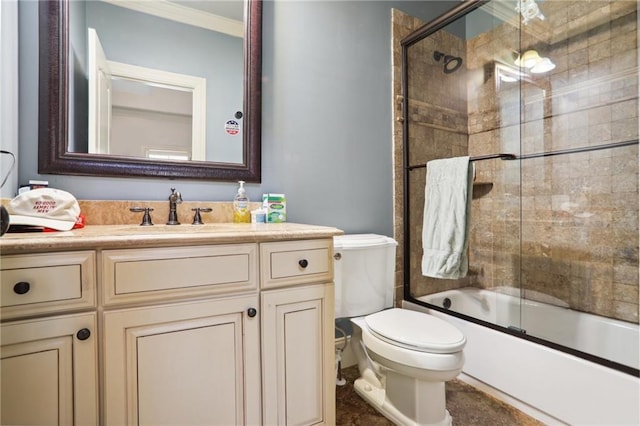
[365,308,466,354]
[358,321,465,373]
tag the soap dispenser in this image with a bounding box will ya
[233,181,251,223]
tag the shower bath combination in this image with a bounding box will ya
[397,0,639,424]
[433,50,462,74]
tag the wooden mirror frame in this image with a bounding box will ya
[38,0,262,182]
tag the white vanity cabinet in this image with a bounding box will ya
[101,243,261,425]
[1,313,98,425]
[0,225,341,426]
[0,252,99,425]
[260,240,335,425]
[103,295,261,425]
[100,244,259,306]
[261,284,335,425]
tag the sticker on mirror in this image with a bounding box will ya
[225,120,240,135]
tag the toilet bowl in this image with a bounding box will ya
[334,234,466,426]
[351,309,465,426]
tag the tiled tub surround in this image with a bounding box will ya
[398,0,639,325]
[392,2,639,424]
[467,0,639,324]
[393,8,471,302]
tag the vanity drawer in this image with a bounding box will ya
[102,244,258,305]
[260,239,333,289]
[0,251,97,320]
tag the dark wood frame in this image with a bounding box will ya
[38,0,262,182]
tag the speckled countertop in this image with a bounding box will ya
[0,223,344,255]
[0,198,343,254]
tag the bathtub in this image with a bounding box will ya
[403,288,640,425]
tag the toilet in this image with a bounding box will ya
[334,234,466,426]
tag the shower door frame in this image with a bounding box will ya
[399,0,639,377]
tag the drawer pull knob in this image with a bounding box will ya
[13,281,30,295]
[247,308,257,318]
[298,259,309,268]
[76,328,91,341]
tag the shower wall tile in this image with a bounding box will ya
[394,1,638,324]
[615,300,640,323]
[396,7,472,299]
[392,8,432,306]
[615,264,639,285]
[465,0,639,323]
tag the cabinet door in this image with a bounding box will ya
[0,313,98,425]
[103,295,261,425]
[262,283,335,426]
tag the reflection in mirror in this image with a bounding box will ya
[88,29,206,161]
[105,76,198,160]
[79,2,239,163]
[39,0,262,182]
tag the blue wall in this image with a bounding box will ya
[17,0,457,236]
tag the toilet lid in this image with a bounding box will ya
[365,308,466,354]
[333,234,397,250]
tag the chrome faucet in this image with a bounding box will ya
[167,188,183,225]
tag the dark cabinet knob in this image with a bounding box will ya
[13,281,30,295]
[298,259,309,268]
[247,308,257,318]
[76,328,91,341]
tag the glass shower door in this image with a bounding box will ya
[517,0,639,370]
[402,0,526,331]
[402,0,639,373]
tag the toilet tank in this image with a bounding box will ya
[333,234,398,318]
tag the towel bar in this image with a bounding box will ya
[406,139,639,171]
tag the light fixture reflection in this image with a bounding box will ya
[531,57,556,73]
[514,49,555,74]
[514,50,541,68]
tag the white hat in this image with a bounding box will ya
[8,188,81,231]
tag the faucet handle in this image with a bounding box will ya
[130,207,154,226]
[169,187,183,203]
[192,208,213,225]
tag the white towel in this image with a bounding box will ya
[421,156,474,279]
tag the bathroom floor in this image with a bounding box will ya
[336,366,545,425]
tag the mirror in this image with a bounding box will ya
[38,0,262,182]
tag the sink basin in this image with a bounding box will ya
[105,223,250,235]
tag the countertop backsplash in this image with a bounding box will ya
[1,198,262,226]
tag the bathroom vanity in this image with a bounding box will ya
[0,223,341,425]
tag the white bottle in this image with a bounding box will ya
[233,181,250,223]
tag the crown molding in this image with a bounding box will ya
[101,0,243,38]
